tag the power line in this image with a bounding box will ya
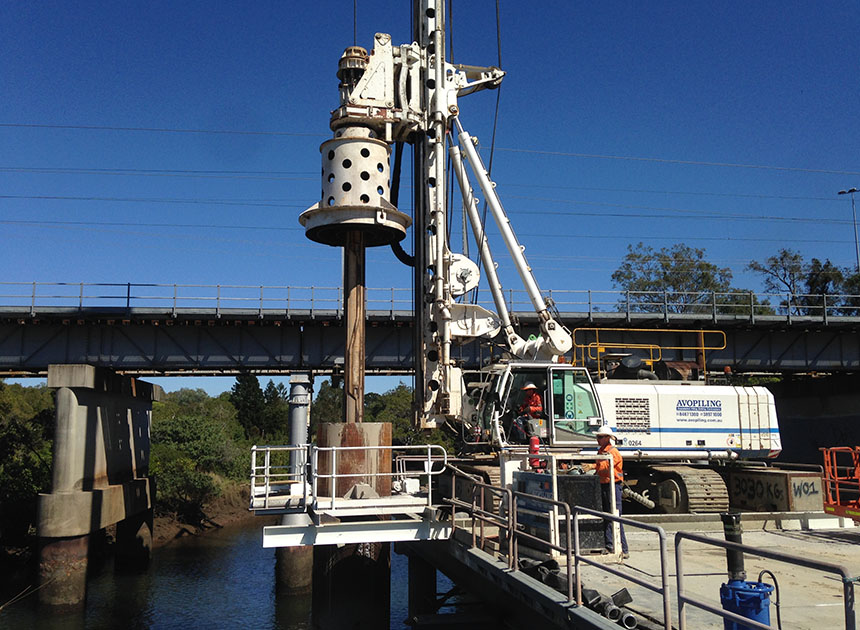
[0,165,844,202]
[496,147,860,176]
[513,206,852,226]
[0,122,326,137]
[0,166,316,181]
[501,183,841,203]
[3,219,851,248]
[0,219,302,231]
[0,195,306,208]
[2,194,848,225]
[4,123,857,176]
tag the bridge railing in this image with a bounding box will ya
[0,282,413,317]
[2,282,859,322]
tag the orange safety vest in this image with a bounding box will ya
[596,443,623,484]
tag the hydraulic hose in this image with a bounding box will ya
[758,569,782,630]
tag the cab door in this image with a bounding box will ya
[548,366,604,445]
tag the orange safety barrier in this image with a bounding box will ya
[821,446,860,522]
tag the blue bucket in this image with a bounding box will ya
[719,580,774,630]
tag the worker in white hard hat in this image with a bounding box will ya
[594,426,629,558]
[518,382,543,418]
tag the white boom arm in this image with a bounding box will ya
[452,118,572,358]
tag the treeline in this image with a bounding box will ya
[0,381,53,544]
[0,375,446,547]
[613,244,860,315]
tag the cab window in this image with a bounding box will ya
[550,368,601,442]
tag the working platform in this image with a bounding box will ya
[250,443,454,545]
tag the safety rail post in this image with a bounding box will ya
[824,293,829,325]
[508,489,576,603]
[571,505,672,629]
[311,447,319,514]
[79,282,84,311]
[310,286,315,319]
[390,286,395,319]
[30,281,36,317]
[625,290,631,322]
[216,285,221,319]
[712,290,718,322]
[479,486,485,549]
[510,490,518,571]
[259,285,264,319]
[473,485,482,551]
[676,531,855,630]
[330,447,337,514]
[587,289,593,322]
[750,291,756,324]
[787,292,793,325]
[263,447,272,510]
[663,290,669,323]
[250,446,257,509]
[425,444,433,506]
[300,444,316,507]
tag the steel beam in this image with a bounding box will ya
[263,518,452,547]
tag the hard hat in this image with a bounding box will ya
[595,426,615,438]
[521,382,537,390]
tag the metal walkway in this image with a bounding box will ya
[250,444,857,629]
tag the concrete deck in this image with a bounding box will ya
[577,515,859,629]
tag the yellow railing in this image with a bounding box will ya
[570,327,727,377]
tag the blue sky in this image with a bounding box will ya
[2,1,859,395]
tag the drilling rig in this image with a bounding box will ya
[300,0,781,514]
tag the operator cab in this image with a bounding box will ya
[482,362,604,447]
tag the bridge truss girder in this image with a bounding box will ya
[0,309,857,376]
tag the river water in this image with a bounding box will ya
[1,520,452,629]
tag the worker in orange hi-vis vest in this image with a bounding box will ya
[594,425,629,558]
[518,382,543,418]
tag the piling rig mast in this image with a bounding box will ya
[301,0,569,429]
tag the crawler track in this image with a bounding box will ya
[651,465,729,513]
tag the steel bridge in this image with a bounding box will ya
[1,282,858,375]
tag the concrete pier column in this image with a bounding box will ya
[312,421,392,629]
[408,552,438,622]
[276,373,314,594]
[38,365,161,608]
[115,508,153,570]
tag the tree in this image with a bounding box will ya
[612,242,736,313]
[261,380,290,439]
[310,378,343,438]
[230,373,265,438]
[748,249,848,315]
[843,271,860,315]
[747,248,804,295]
[0,380,54,544]
[366,383,454,452]
[150,388,249,522]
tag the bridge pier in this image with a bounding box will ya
[275,373,314,594]
[37,364,162,608]
[312,421,392,629]
[407,551,438,621]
